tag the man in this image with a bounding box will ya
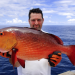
[9,8,62,75]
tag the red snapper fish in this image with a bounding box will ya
[0,27,75,68]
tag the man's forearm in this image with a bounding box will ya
[9,58,20,67]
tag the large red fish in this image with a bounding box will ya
[0,27,75,68]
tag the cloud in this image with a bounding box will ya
[53,0,75,7]
[49,20,52,23]
[44,16,48,18]
[43,10,57,13]
[52,0,75,17]
[0,14,3,17]
[55,0,71,4]
[66,16,72,18]
[58,12,75,18]
[34,3,46,6]
[6,18,28,24]
[0,0,47,18]
[0,0,75,25]
[58,12,74,16]
[68,19,75,22]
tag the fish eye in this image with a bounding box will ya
[0,32,4,35]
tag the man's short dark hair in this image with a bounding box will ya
[28,8,43,19]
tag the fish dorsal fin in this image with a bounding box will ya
[48,33,63,45]
[24,27,63,45]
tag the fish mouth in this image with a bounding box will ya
[0,48,7,53]
[0,42,17,53]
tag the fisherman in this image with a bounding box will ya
[9,8,62,75]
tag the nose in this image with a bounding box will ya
[35,20,38,25]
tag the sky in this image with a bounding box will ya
[0,0,75,26]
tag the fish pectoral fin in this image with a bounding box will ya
[17,58,25,68]
[11,48,18,68]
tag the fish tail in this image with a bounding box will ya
[67,45,75,65]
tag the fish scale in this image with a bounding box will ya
[15,32,52,60]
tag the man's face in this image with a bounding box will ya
[29,13,44,30]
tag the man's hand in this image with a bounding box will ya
[0,52,11,58]
[48,51,62,67]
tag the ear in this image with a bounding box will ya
[42,18,44,23]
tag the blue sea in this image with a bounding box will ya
[0,25,75,75]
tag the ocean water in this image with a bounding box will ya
[0,25,75,75]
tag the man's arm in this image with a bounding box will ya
[0,52,20,67]
[9,58,20,67]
